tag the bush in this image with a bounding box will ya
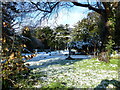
[95,79,120,89]
[2,24,30,89]
[105,37,115,58]
[1,56,30,89]
[98,52,109,63]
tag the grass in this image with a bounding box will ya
[17,58,119,88]
[73,58,119,71]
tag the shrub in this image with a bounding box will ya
[1,53,30,89]
[2,23,30,89]
[98,52,109,63]
[105,37,115,58]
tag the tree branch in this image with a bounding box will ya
[31,2,59,13]
[72,2,106,15]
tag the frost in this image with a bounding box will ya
[24,50,118,88]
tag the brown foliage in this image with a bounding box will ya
[98,52,110,63]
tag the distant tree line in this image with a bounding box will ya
[21,24,71,52]
[21,10,119,55]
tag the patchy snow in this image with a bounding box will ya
[23,50,118,88]
[68,41,93,49]
[24,50,93,69]
[31,58,118,88]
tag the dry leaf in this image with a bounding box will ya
[9,53,14,60]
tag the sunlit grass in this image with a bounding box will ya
[28,58,119,88]
[17,58,119,88]
[73,58,119,71]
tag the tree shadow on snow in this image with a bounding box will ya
[28,58,86,69]
[94,79,120,90]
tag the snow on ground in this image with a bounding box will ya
[24,50,93,69]
[30,57,117,88]
[23,50,118,88]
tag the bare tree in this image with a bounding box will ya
[25,1,120,48]
[3,1,120,49]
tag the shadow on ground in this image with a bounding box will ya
[28,58,86,69]
[94,79,120,90]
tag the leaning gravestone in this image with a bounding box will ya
[98,52,109,63]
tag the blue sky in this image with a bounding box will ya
[39,6,90,28]
[14,2,93,31]
[57,6,90,27]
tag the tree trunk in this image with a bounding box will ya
[114,2,120,46]
[68,47,71,57]
[99,13,109,51]
[66,47,74,60]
